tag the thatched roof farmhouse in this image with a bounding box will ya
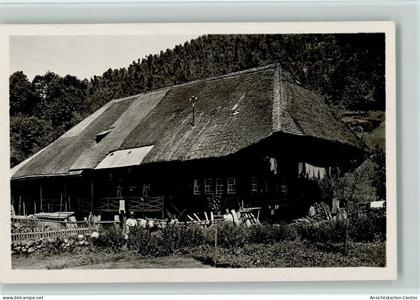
[11,64,366,220]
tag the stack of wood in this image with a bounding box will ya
[34,212,74,220]
[186,212,220,226]
[312,202,332,221]
[238,207,261,226]
[184,208,261,227]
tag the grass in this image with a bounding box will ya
[12,240,385,269]
[190,241,385,268]
[12,250,210,270]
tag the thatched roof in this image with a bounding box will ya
[11,64,365,179]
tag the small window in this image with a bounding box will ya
[250,177,258,193]
[204,179,214,195]
[216,178,224,195]
[142,184,150,197]
[227,177,236,195]
[193,179,202,195]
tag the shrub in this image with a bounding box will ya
[93,226,126,251]
[190,240,386,268]
[348,209,386,242]
[282,225,299,241]
[127,225,202,257]
[247,224,298,244]
[160,225,182,255]
[100,222,304,256]
[213,222,247,248]
[206,194,222,213]
[179,224,209,248]
[126,226,161,256]
[296,220,347,244]
[247,224,274,244]
[92,218,386,258]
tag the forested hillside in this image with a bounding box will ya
[10,33,385,167]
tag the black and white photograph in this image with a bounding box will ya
[0,22,396,282]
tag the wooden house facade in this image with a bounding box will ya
[10,64,366,221]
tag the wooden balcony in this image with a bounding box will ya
[96,196,164,214]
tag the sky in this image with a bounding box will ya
[10,34,200,81]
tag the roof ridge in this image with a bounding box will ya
[111,63,280,103]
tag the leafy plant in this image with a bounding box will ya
[296,220,347,244]
[213,222,248,248]
[179,224,209,248]
[126,226,156,256]
[348,209,386,242]
[93,226,126,251]
[247,224,298,244]
[206,194,222,214]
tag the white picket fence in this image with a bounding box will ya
[11,227,91,242]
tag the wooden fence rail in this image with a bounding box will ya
[11,227,91,242]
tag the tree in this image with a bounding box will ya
[10,116,54,167]
[9,71,37,116]
[9,71,89,166]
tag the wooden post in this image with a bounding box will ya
[39,184,43,212]
[119,210,126,232]
[63,183,67,211]
[344,216,349,256]
[90,181,94,211]
[214,227,218,267]
[18,196,22,215]
[193,213,201,222]
[162,197,165,219]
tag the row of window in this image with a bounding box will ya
[193,178,236,195]
[193,177,262,195]
[193,177,291,196]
